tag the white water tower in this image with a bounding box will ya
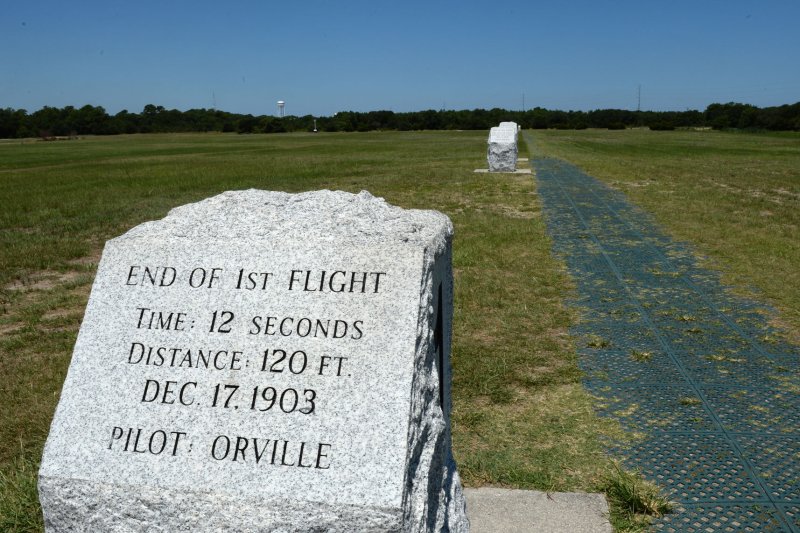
[277,100,285,117]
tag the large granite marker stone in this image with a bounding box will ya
[487,125,518,172]
[39,190,469,532]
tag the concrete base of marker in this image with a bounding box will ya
[474,168,532,174]
[465,487,612,533]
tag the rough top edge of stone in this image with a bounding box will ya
[114,189,452,249]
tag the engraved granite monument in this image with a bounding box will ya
[39,190,468,532]
[487,123,518,172]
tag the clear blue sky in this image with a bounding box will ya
[2,0,798,116]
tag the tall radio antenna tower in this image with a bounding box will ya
[637,85,641,112]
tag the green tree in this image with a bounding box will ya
[0,108,27,138]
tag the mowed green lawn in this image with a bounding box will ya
[533,129,800,341]
[1,131,623,531]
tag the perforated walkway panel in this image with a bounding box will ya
[532,152,800,532]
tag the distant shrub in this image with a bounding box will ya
[649,122,675,131]
[607,123,626,130]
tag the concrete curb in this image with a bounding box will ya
[465,487,612,533]
[473,168,533,174]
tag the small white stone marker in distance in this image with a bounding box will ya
[488,123,519,172]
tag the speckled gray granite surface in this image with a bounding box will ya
[39,190,468,532]
[487,126,518,172]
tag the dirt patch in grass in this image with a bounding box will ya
[40,308,83,321]
[489,204,540,219]
[4,270,89,292]
[66,249,102,267]
[0,323,23,335]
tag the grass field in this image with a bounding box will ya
[532,129,800,342]
[1,131,630,531]
[3,129,795,531]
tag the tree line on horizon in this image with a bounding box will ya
[1,101,798,139]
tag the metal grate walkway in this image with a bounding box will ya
[532,153,800,532]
